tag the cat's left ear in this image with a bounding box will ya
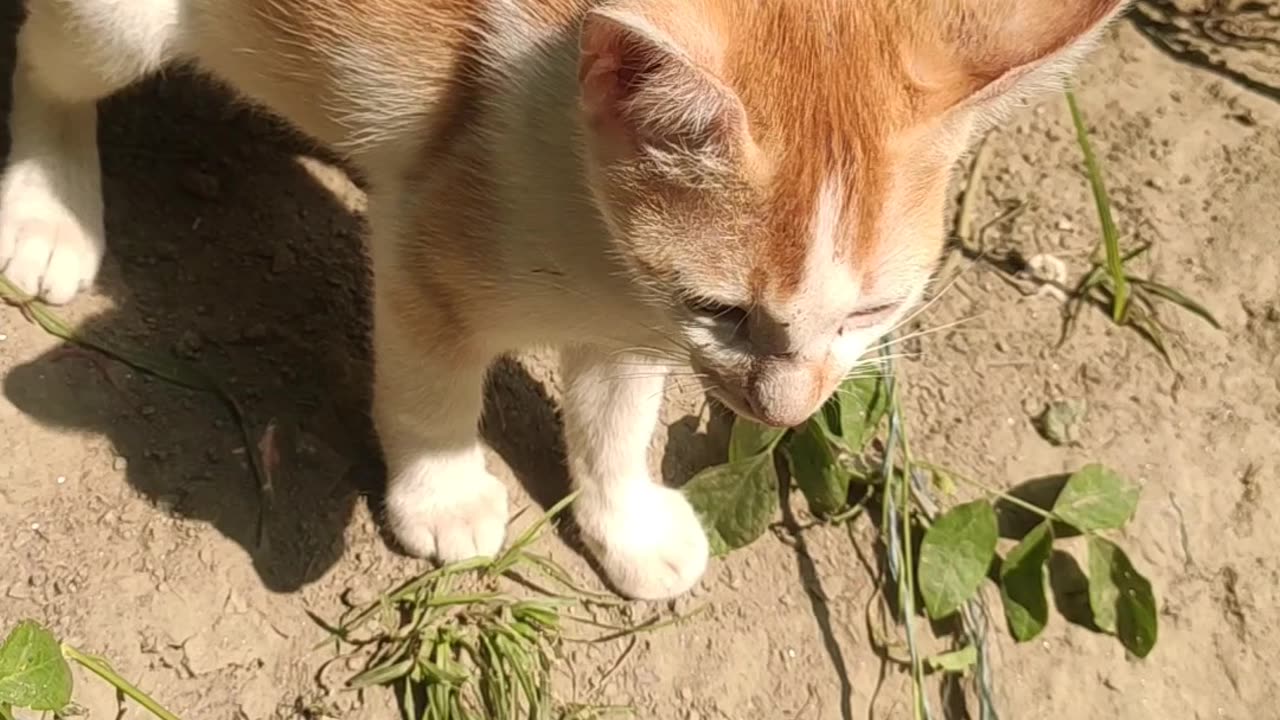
[577,6,746,157]
[915,0,1130,117]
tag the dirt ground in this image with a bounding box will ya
[3,4,1279,720]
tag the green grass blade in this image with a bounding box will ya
[61,646,183,720]
[1066,90,1129,324]
[348,656,416,689]
[1128,278,1222,329]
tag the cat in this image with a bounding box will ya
[0,0,1128,599]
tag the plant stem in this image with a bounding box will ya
[882,355,932,720]
[915,462,1066,525]
[62,645,183,720]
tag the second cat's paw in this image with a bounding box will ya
[577,483,709,600]
[385,467,509,563]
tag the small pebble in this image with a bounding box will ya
[174,330,204,359]
[113,456,128,471]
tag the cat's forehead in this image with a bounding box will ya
[718,0,922,130]
[710,2,928,300]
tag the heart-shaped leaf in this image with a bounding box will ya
[999,522,1054,641]
[0,621,73,711]
[684,455,779,556]
[1087,537,1158,658]
[837,375,888,452]
[785,420,850,517]
[1054,465,1139,531]
[727,417,785,463]
[919,501,999,619]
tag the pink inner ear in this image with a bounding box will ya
[578,12,743,153]
[579,19,638,136]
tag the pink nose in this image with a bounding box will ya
[747,361,820,428]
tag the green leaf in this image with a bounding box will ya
[837,375,888,452]
[999,522,1054,641]
[925,646,977,675]
[1087,537,1158,658]
[918,501,999,619]
[727,417,785,463]
[785,420,850,517]
[0,621,73,711]
[684,455,779,556]
[1053,464,1139,531]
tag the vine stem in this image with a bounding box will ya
[62,645,183,720]
[914,461,1068,525]
[882,355,933,720]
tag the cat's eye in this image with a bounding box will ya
[848,302,899,319]
[684,295,749,326]
[841,302,900,334]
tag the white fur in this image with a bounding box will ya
[0,74,103,304]
[1,0,183,303]
[561,346,708,599]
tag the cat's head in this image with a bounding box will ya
[577,0,1127,427]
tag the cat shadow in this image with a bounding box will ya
[1,59,386,591]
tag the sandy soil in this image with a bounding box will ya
[3,5,1279,720]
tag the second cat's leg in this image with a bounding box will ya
[562,346,709,599]
[1,1,182,303]
[374,289,509,561]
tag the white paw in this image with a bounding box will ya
[577,483,709,600]
[0,157,104,305]
[385,466,509,563]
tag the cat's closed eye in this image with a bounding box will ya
[840,302,901,334]
[684,295,749,327]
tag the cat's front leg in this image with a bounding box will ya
[562,346,709,600]
[374,294,509,562]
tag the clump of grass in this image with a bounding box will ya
[1062,89,1221,362]
[316,493,692,720]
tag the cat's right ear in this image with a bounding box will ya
[912,0,1130,120]
[577,8,745,158]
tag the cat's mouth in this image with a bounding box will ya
[706,386,765,425]
[691,364,767,425]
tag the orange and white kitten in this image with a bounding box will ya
[1,0,1127,598]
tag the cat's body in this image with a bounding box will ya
[1,0,1126,598]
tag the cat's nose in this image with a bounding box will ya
[746,359,821,428]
